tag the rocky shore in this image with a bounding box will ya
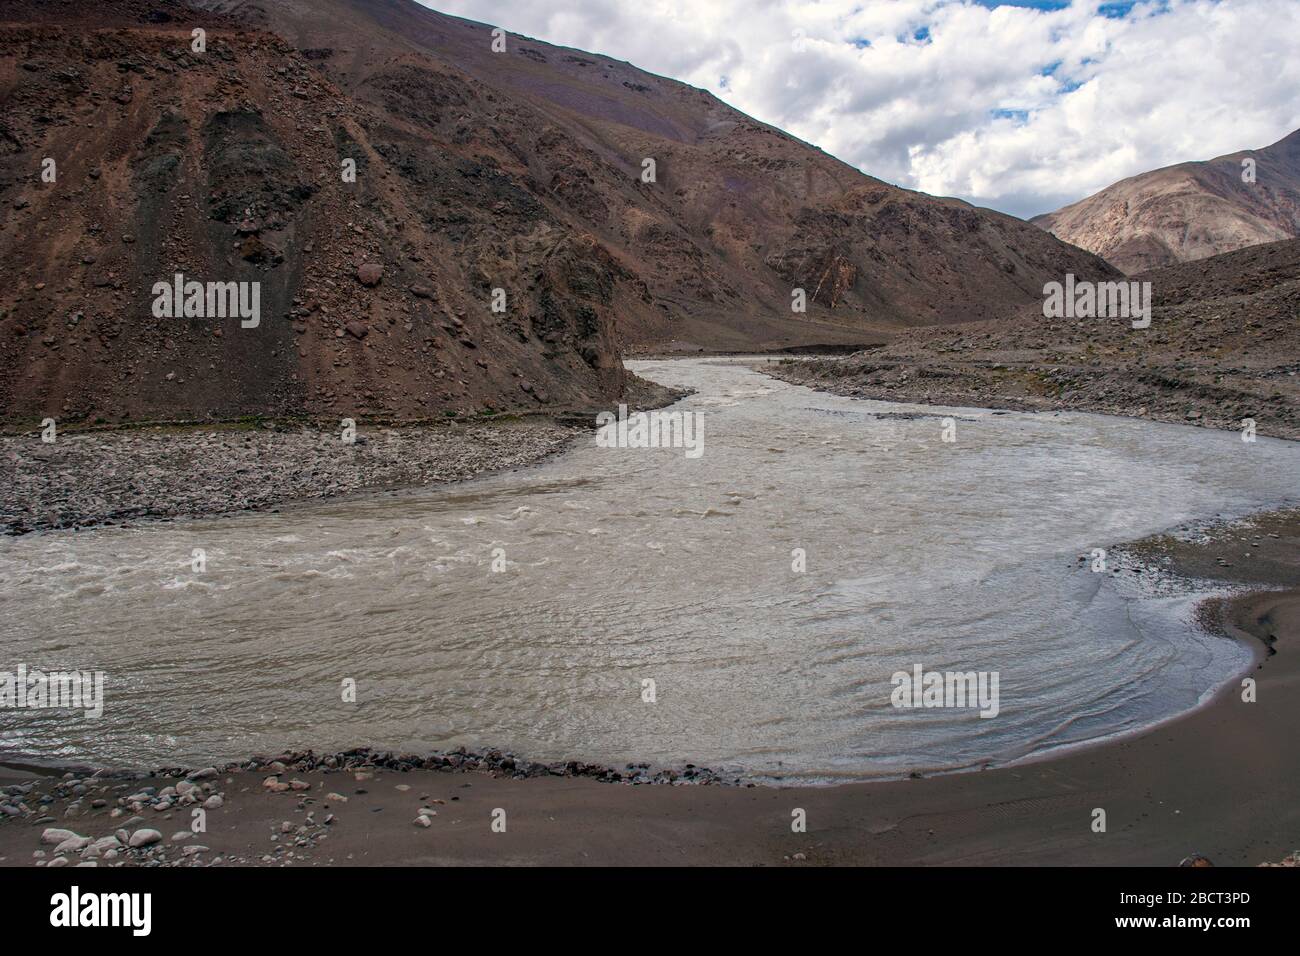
[765,353,1300,440]
[0,376,688,536]
[0,419,581,536]
[764,239,1300,441]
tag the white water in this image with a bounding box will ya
[1,358,1296,781]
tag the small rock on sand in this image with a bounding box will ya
[128,829,162,848]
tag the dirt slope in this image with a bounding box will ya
[217,0,1115,349]
[0,1,647,424]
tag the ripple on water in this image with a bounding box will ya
[0,358,1297,779]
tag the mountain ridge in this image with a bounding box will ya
[0,0,1116,424]
[1032,128,1300,275]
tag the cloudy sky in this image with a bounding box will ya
[425,0,1300,219]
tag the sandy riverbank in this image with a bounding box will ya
[2,509,1297,867]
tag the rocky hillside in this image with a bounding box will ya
[772,238,1300,440]
[1033,129,1300,275]
[216,0,1115,349]
[0,0,637,424]
[0,0,1113,425]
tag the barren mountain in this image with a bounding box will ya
[0,0,1113,425]
[1033,129,1300,275]
[0,0,635,425]
[772,238,1300,440]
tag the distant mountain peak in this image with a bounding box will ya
[1032,128,1300,274]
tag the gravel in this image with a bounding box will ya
[1,418,581,535]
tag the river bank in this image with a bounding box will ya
[0,377,685,536]
[764,351,1300,442]
[761,239,1300,442]
[0,418,581,537]
[3,507,1297,867]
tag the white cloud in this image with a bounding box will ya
[423,0,1300,218]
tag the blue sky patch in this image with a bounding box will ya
[972,1,1071,9]
[1098,1,1138,17]
[974,0,1144,12]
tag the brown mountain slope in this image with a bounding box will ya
[207,0,1114,351]
[1033,129,1300,275]
[771,238,1300,440]
[0,0,1114,425]
[0,0,636,424]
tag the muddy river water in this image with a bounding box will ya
[2,358,1298,782]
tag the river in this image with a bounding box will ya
[2,358,1298,782]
